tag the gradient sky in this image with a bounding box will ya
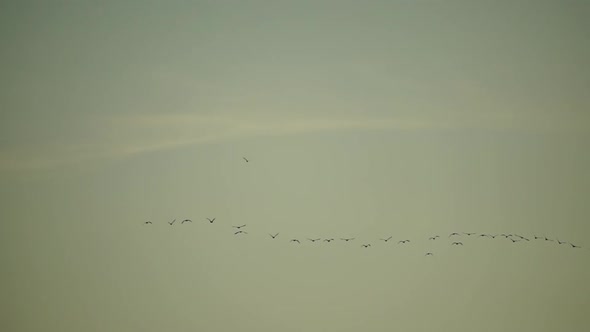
[1,1,589,331]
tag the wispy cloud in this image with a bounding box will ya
[0,111,586,172]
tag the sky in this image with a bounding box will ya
[1,1,589,331]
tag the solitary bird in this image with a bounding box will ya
[425,252,434,256]
[479,234,490,238]
[233,224,246,229]
[269,233,279,239]
[290,239,300,243]
[324,238,335,242]
[449,232,461,237]
[429,236,440,240]
[144,221,152,225]
[207,218,216,223]
[380,236,393,242]
[398,240,410,244]
[570,243,581,248]
[451,242,463,245]
[308,238,321,242]
[340,238,355,242]
[181,219,192,224]
[361,244,371,248]
[168,219,176,225]
[464,232,476,236]
[243,157,249,163]
[234,230,247,235]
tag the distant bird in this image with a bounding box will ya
[515,235,530,241]
[361,244,371,248]
[380,236,393,242]
[489,234,498,239]
[449,232,461,237]
[234,230,247,235]
[144,221,152,225]
[340,238,355,242]
[479,234,490,238]
[324,238,335,242]
[429,236,440,240]
[243,157,249,163]
[544,236,554,242]
[181,219,192,224]
[269,233,279,239]
[499,234,509,238]
[425,252,434,256]
[451,242,463,245]
[557,238,567,245]
[398,240,410,244]
[168,219,176,225]
[290,239,300,243]
[570,243,581,248]
[510,238,520,243]
[233,224,246,229]
[206,218,216,223]
[464,232,476,236]
[534,235,542,240]
[308,238,321,242]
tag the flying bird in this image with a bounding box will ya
[168,219,176,225]
[451,242,463,245]
[144,221,152,225]
[290,239,300,243]
[324,238,335,242]
[340,238,355,242]
[207,218,216,223]
[233,224,246,229]
[398,240,410,244]
[510,238,520,243]
[243,157,249,162]
[181,219,192,224]
[234,230,248,235]
[464,232,476,236]
[269,233,279,239]
[308,238,321,242]
[534,235,543,240]
[361,244,371,248]
[557,238,567,245]
[570,243,581,248]
[544,236,554,242]
[380,236,393,242]
[425,252,434,256]
[429,236,440,240]
[449,232,461,237]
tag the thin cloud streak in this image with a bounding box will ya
[0,112,586,171]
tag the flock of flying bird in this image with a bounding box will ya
[142,218,583,255]
[142,156,585,256]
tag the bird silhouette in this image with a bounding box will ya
[557,238,567,245]
[234,230,247,235]
[144,221,152,225]
[361,244,371,248]
[181,219,192,224]
[243,157,249,162]
[479,234,490,238]
[340,238,355,242]
[233,224,246,229]
[425,252,434,256]
[544,236,554,242]
[269,233,279,239]
[429,236,440,240]
[308,238,321,242]
[451,242,463,245]
[207,218,216,223]
[464,232,476,236]
[534,235,542,240]
[290,239,300,243]
[380,236,393,242]
[398,240,410,244]
[449,232,461,237]
[510,238,520,243]
[570,243,581,248]
[324,238,335,242]
[168,219,176,225]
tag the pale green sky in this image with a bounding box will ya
[1,1,589,331]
